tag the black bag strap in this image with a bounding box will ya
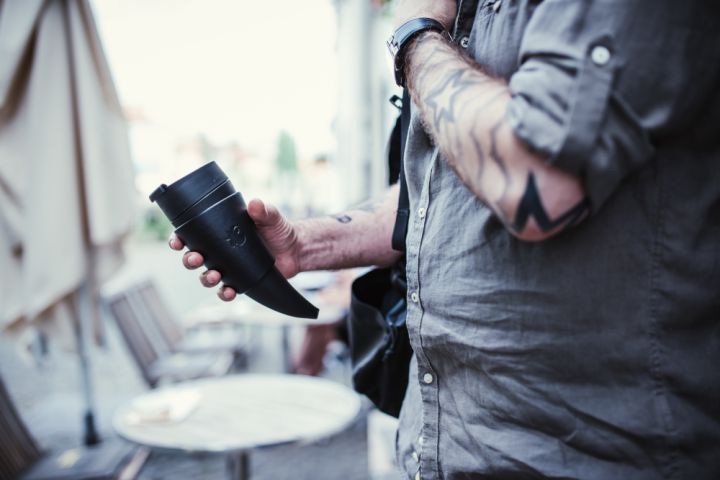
[391,89,411,252]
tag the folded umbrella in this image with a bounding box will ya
[0,0,135,444]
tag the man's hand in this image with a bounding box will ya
[169,198,301,302]
[393,0,457,31]
[169,186,402,303]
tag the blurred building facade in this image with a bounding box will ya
[101,0,398,230]
[333,0,398,204]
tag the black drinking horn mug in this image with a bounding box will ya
[149,161,319,319]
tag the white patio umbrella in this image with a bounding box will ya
[0,0,135,443]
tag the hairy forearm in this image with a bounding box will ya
[295,185,402,271]
[406,33,588,240]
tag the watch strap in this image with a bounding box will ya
[387,18,448,87]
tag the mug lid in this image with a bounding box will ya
[149,161,228,221]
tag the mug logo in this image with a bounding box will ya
[225,225,247,248]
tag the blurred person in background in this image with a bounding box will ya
[170,0,720,478]
[292,269,355,376]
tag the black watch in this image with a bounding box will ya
[387,18,450,87]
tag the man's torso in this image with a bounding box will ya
[397,1,720,478]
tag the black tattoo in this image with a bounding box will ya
[488,121,511,205]
[510,173,590,234]
[330,196,383,225]
[425,68,467,127]
[464,92,505,188]
[413,39,506,196]
[424,67,498,135]
[406,27,590,239]
[470,132,485,184]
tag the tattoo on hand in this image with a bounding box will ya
[334,215,352,224]
[509,173,590,234]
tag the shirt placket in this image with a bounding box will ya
[453,0,480,47]
[404,150,440,480]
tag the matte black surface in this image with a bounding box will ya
[150,162,228,223]
[245,269,320,319]
[150,162,318,319]
[175,193,274,295]
[171,180,236,228]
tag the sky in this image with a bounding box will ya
[91,0,339,159]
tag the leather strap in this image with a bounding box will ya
[391,89,411,252]
[387,18,448,87]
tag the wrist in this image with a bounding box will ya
[403,30,446,89]
[293,219,314,273]
[294,218,336,273]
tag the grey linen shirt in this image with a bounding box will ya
[396,1,720,479]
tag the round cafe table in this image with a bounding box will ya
[112,374,362,480]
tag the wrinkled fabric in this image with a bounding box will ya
[396,1,720,479]
[0,0,134,334]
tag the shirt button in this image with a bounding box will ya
[418,436,424,446]
[415,472,421,480]
[459,36,470,48]
[492,0,502,13]
[410,292,419,303]
[417,207,426,219]
[412,451,420,462]
[423,373,434,384]
[591,45,611,66]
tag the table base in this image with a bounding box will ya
[226,451,249,480]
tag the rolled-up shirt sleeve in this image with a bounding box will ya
[505,1,654,212]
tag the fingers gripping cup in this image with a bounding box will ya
[150,162,319,319]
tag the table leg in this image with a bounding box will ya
[281,325,293,373]
[226,451,250,480]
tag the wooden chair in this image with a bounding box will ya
[103,282,235,388]
[0,376,147,480]
[0,374,40,480]
[133,279,248,363]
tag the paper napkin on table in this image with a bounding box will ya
[125,389,201,425]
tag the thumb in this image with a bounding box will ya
[247,199,280,227]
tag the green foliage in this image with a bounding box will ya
[275,130,298,174]
[139,208,173,241]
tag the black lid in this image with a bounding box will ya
[149,162,229,222]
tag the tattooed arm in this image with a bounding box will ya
[170,186,401,301]
[404,32,589,241]
[297,184,402,272]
